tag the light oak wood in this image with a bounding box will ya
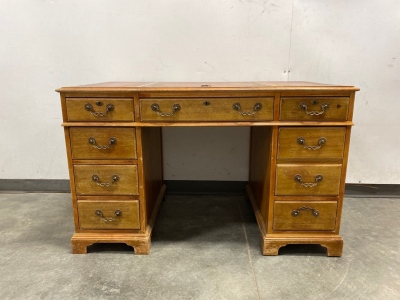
[139,127,164,220]
[261,236,343,256]
[140,97,274,122]
[69,127,137,159]
[275,164,342,196]
[72,159,138,165]
[273,201,337,231]
[248,127,273,224]
[71,233,151,255]
[78,200,140,230]
[277,127,346,160]
[246,185,342,256]
[62,121,355,127]
[336,126,353,230]
[63,127,80,231]
[56,81,359,93]
[58,81,358,256]
[74,165,139,195]
[280,97,349,121]
[66,98,134,121]
[71,184,166,254]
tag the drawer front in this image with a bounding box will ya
[70,127,137,160]
[140,97,274,122]
[66,98,134,121]
[275,164,342,196]
[74,165,138,195]
[78,200,140,230]
[278,127,346,160]
[273,201,337,231]
[280,97,349,121]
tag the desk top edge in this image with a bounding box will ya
[56,81,359,93]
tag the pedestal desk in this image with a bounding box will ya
[57,81,358,256]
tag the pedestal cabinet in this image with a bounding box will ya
[57,81,358,256]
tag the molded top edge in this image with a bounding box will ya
[56,81,359,93]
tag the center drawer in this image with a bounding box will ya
[74,165,139,195]
[69,127,137,160]
[78,200,140,230]
[140,97,274,121]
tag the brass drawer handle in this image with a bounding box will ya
[291,206,320,217]
[294,174,323,187]
[151,103,181,116]
[91,174,119,187]
[297,137,327,150]
[95,209,122,222]
[88,137,117,150]
[299,102,329,116]
[233,103,263,116]
[84,103,114,117]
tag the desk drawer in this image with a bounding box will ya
[78,200,140,230]
[66,98,134,121]
[278,127,346,160]
[69,127,137,160]
[74,165,139,195]
[280,97,349,121]
[273,201,337,231]
[275,164,342,196]
[140,97,274,122]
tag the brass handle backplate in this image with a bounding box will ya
[297,137,327,150]
[299,102,329,116]
[88,137,117,150]
[95,210,122,222]
[84,103,114,117]
[151,103,181,117]
[294,174,323,187]
[233,103,263,116]
[291,206,320,217]
[92,174,119,187]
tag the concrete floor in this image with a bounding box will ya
[0,193,399,300]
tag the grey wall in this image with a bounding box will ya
[1,0,399,184]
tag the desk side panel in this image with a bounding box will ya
[249,126,274,227]
[139,127,164,221]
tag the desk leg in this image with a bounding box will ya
[71,233,151,254]
[261,237,343,257]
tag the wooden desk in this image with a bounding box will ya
[57,81,358,256]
